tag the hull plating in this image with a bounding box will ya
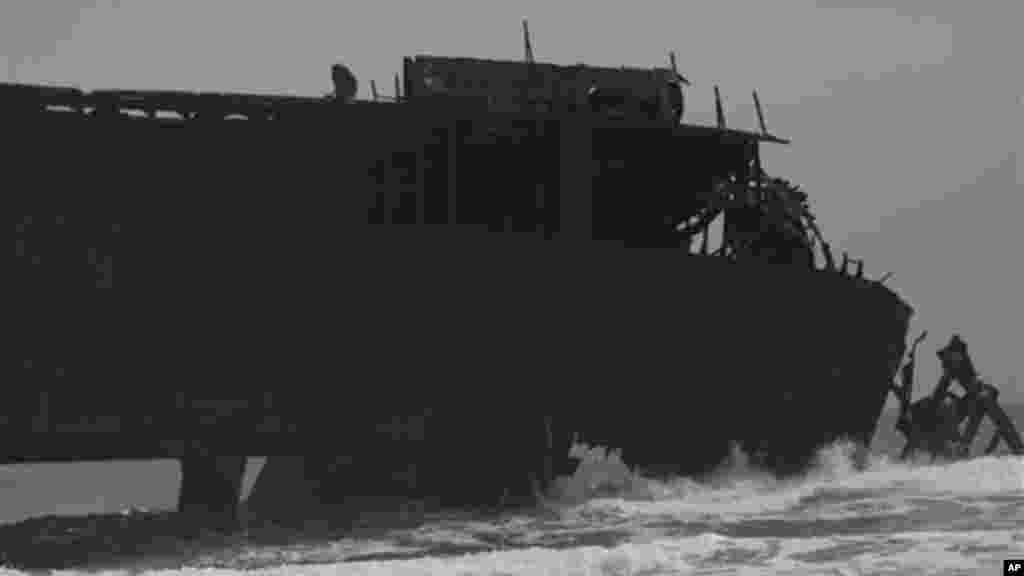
[7,105,911,489]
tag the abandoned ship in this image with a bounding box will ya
[6,37,912,528]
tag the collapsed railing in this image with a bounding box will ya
[675,174,874,281]
[0,81,339,121]
[891,332,1024,461]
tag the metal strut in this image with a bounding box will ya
[893,334,1024,461]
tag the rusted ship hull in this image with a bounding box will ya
[7,98,911,510]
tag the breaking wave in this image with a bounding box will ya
[1,438,1021,575]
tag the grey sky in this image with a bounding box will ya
[4,1,1022,401]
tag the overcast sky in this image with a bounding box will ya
[4,0,1022,402]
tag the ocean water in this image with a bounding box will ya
[1,406,1022,575]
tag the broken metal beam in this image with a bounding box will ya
[714,85,727,129]
[753,90,767,135]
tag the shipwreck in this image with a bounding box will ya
[7,25,912,531]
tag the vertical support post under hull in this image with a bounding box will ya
[177,452,247,532]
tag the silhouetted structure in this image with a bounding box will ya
[330,63,358,102]
[6,36,911,533]
[894,334,1023,461]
